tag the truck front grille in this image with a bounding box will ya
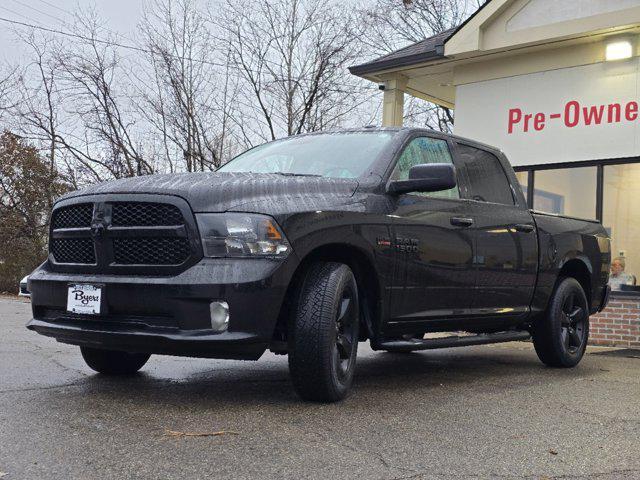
[51,238,96,264]
[49,198,198,273]
[113,237,191,265]
[112,202,184,227]
[51,204,93,229]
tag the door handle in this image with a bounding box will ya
[450,217,474,227]
[514,223,534,233]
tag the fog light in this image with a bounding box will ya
[209,301,229,332]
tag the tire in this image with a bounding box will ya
[288,262,359,402]
[80,346,150,375]
[532,277,590,368]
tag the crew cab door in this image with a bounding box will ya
[387,136,476,329]
[453,142,538,319]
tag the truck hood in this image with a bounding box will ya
[57,172,360,214]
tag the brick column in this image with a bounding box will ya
[590,294,640,347]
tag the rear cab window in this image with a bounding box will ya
[454,143,515,205]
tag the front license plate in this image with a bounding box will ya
[67,284,102,315]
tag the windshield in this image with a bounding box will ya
[218,132,395,179]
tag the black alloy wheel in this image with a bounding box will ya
[334,284,359,382]
[559,291,587,354]
[532,277,590,368]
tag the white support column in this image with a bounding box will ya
[381,75,408,127]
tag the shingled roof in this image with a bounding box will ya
[349,1,493,77]
[349,28,455,76]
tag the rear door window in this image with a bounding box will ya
[455,144,514,205]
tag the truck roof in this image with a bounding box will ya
[294,127,506,156]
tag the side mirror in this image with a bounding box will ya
[387,163,457,195]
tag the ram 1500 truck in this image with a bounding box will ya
[28,128,611,402]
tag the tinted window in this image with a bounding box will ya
[534,167,596,219]
[456,144,514,205]
[390,137,459,199]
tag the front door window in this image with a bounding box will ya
[390,137,460,199]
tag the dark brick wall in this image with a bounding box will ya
[590,294,640,347]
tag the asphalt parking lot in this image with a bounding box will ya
[1,296,639,480]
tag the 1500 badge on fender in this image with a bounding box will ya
[394,237,419,253]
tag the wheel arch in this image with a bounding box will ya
[272,242,383,347]
[557,258,592,306]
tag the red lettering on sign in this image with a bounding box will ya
[508,108,522,134]
[626,102,638,121]
[564,101,580,128]
[583,105,605,125]
[506,100,640,134]
[608,103,621,123]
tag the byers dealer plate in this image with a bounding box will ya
[67,284,102,315]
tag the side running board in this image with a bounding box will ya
[376,330,531,352]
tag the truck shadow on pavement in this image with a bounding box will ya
[30,345,603,410]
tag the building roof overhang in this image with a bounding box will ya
[348,28,453,77]
[349,0,640,108]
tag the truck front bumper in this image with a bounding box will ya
[27,256,296,360]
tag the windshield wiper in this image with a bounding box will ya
[271,172,322,177]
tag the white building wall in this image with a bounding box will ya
[507,0,640,32]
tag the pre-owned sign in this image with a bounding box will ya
[454,60,640,166]
[507,100,639,134]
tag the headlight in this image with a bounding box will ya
[196,213,291,258]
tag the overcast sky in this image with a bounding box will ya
[0,0,145,64]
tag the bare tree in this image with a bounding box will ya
[11,31,63,174]
[217,0,375,145]
[360,0,481,131]
[11,14,152,184]
[137,0,232,171]
[0,67,18,124]
[55,11,153,178]
[361,0,480,54]
[11,31,91,186]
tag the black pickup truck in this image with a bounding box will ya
[28,128,611,402]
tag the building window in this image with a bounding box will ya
[603,163,640,286]
[515,171,528,191]
[515,171,529,203]
[533,167,597,219]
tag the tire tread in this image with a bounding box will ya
[288,262,358,402]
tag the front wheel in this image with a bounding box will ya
[288,262,359,402]
[532,277,589,368]
[80,347,150,375]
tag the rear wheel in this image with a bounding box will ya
[532,277,589,368]
[80,347,150,375]
[288,262,359,402]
